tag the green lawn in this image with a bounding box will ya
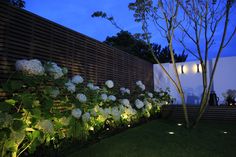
[67,120,236,157]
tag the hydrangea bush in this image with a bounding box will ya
[0,59,171,157]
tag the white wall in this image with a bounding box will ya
[153,56,236,105]
[213,56,236,104]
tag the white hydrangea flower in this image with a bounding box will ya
[135,99,144,109]
[160,92,165,96]
[46,62,64,79]
[72,75,84,84]
[136,81,143,86]
[50,88,60,98]
[136,80,145,91]
[120,99,130,107]
[152,98,157,102]
[142,109,151,118]
[82,112,90,122]
[37,120,54,134]
[119,105,125,112]
[87,83,94,89]
[65,81,76,93]
[15,59,45,75]
[76,93,87,103]
[15,59,28,71]
[144,100,152,110]
[108,95,116,101]
[120,87,126,95]
[111,107,121,121]
[104,108,111,115]
[140,84,145,91]
[90,105,100,116]
[87,83,100,90]
[148,92,153,98]
[93,86,100,90]
[71,108,82,119]
[125,88,131,94]
[59,116,70,126]
[105,80,114,88]
[101,94,108,101]
[120,87,131,95]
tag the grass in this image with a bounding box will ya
[67,120,236,157]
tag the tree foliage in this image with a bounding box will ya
[104,31,188,63]
[3,0,25,8]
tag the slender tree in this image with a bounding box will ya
[128,0,190,127]
[176,0,236,127]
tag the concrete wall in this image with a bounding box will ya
[154,56,236,105]
[213,57,236,104]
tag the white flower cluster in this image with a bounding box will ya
[135,99,145,109]
[108,95,116,101]
[144,99,152,110]
[45,62,64,79]
[71,108,82,119]
[65,81,76,93]
[148,92,153,98]
[76,93,87,103]
[136,81,145,91]
[15,59,45,75]
[105,80,114,88]
[37,119,54,134]
[82,112,91,122]
[72,75,84,84]
[120,99,130,107]
[87,83,100,90]
[120,87,130,95]
[101,94,108,101]
[100,94,117,102]
[64,74,85,93]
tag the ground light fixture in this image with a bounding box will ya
[177,123,182,126]
[168,131,175,135]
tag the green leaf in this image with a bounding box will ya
[11,131,25,145]
[0,102,12,112]
[12,120,25,131]
[2,80,23,93]
[21,93,34,108]
[32,130,40,139]
[5,99,16,106]
[0,128,11,139]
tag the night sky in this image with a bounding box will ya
[24,0,236,61]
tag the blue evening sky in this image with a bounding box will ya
[24,0,236,61]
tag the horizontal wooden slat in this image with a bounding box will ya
[0,1,154,96]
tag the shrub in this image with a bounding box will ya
[0,59,171,157]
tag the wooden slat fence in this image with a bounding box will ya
[0,1,153,95]
[161,105,236,121]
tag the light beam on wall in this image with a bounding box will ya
[192,64,202,73]
[178,65,188,74]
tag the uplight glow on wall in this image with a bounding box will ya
[192,64,202,73]
[178,65,188,74]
